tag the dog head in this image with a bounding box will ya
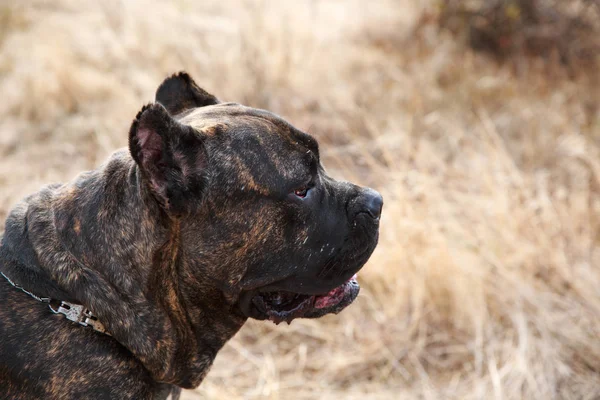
[129,72,383,325]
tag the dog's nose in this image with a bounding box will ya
[361,188,383,219]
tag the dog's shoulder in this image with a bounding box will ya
[0,264,176,399]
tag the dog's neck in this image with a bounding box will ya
[0,149,246,388]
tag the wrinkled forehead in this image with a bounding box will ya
[179,103,319,191]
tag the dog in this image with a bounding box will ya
[0,72,383,399]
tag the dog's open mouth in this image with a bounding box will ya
[249,275,360,324]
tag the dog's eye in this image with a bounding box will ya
[293,187,309,198]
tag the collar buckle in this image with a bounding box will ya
[50,301,110,336]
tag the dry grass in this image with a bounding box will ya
[1,1,599,399]
[439,0,600,73]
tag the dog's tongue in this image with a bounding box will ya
[314,274,357,309]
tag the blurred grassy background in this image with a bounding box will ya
[0,1,599,399]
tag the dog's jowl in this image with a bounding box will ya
[0,72,383,399]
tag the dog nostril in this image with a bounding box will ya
[362,188,383,219]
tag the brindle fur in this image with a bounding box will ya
[0,72,381,399]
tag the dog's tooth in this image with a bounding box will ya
[272,293,284,306]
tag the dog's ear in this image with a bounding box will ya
[129,103,207,216]
[155,72,219,115]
